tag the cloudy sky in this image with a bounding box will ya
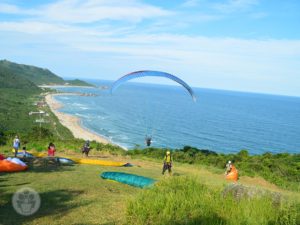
[0,0,299,96]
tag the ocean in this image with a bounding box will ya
[53,80,300,154]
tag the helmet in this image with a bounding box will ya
[228,160,232,164]
[166,151,170,155]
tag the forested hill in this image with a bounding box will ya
[65,79,93,86]
[0,66,40,90]
[0,59,85,137]
[0,59,93,86]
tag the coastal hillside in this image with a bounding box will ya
[0,61,74,140]
[0,60,93,86]
[0,65,41,135]
[64,79,93,87]
[0,66,39,90]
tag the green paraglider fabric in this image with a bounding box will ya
[101,172,155,188]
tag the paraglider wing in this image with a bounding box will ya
[110,70,196,102]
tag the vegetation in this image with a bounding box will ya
[127,176,299,225]
[0,59,93,86]
[0,59,299,224]
[0,87,73,144]
[0,59,90,145]
[0,150,299,225]
[0,66,39,90]
[0,59,65,85]
[0,87,40,136]
[127,147,300,191]
[65,79,95,87]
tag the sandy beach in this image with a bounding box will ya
[45,93,110,144]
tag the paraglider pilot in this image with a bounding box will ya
[225,160,238,182]
[162,151,172,175]
[145,136,152,147]
[82,140,91,157]
[225,160,233,175]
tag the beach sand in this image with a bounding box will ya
[45,93,110,144]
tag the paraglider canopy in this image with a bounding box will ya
[110,70,197,147]
[110,70,196,102]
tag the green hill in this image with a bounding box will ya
[0,60,65,85]
[0,60,74,141]
[65,79,94,87]
[0,60,93,86]
[0,65,41,134]
[0,66,40,90]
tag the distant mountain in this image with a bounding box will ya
[65,79,94,87]
[0,60,93,86]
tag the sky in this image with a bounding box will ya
[0,0,300,96]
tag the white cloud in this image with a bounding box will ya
[43,0,171,23]
[0,0,299,95]
[0,3,38,15]
[213,0,259,13]
[0,3,21,14]
[0,0,171,24]
[182,0,200,8]
[0,21,73,34]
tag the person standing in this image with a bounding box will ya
[145,136,152,147]
[13,135,20,157]
[47,143,56,157]
[82,140,91,157]
[162,151,172,175]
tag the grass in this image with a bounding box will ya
[127,177,299,225]
[0,150,299,225]
[128,148,300,191]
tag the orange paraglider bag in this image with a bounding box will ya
[0,160,28,172]
[226,165,238,182]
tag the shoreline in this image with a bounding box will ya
[45,93,112,145]
[39,85,94,88]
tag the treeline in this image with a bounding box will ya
[127,146,300,191]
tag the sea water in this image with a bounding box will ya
[54,80,300,154]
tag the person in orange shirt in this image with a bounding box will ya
[225,160,238,181]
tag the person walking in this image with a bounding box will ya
[13,135,20,157]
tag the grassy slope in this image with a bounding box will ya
[0,151,299,225]
[129,148,300,191]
